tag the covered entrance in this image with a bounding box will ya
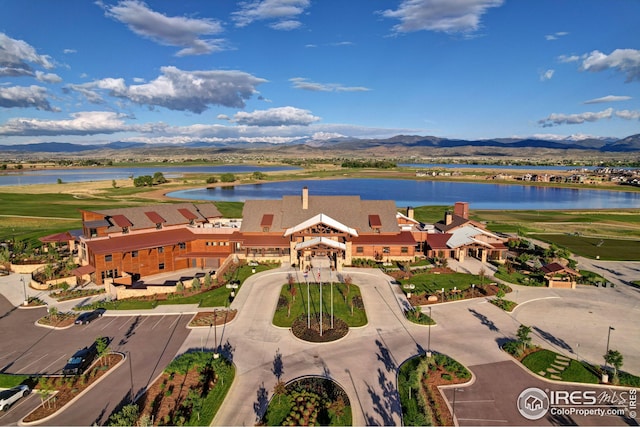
[284,213,359,272]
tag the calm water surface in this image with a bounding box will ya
[167,178,640,210]
[0,165,297,186]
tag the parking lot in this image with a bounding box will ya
[0,295,191,426]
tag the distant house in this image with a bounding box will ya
[540,262,581,289]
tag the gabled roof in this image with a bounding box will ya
[284,213,358,237]
[426,233,452,250]
[39,231,74,243]
[446,225,504,249]
[541,262,580,276]
[294,237,346,251]
[85,228,196,254]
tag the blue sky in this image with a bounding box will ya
[1,0,639,146]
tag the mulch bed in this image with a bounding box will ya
[23,353,123,423]
[36,312,77,328]
[136,369,210,426]
[188,310,237,327]
[291,315,348,342]
[409,283,504,306]
[422,366,470,426]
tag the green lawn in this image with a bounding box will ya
[522,349,599,384]
[398,272,485,295]
[531,234,640,261]
[0,374,31,388]
[273,282,367,327]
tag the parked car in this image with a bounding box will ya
[0,385,30,411]
[62,344,99,375]
[74,308,106,325]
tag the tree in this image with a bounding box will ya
[220,173,236,183]
[252,171,266,180]
[112,179,117,188]
[133,175,153,187]
[95,336,110,366]
[603,350,623,384]
[516,325,532,353]
[192,277,201,291]
[107,403,139,426]
[273,379,286,404]
[205,176,217,184]
[478,266,487,286]
[153,171,167,184]
[37,377,54,409]
[43,263,55,280]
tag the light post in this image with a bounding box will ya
[427,306,432,358]
[21,276,27,306]
[213,309,219,359]
[127,351,134,402]
[604,326,615,369]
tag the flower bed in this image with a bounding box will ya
[51,288,105,302]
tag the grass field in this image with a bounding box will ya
[532,234,640,261]
[522,349,599,384]
[398,272,484,295]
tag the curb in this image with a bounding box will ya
[19,351,127,426]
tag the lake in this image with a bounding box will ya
[166,178,640,210]
[0,165,297,186]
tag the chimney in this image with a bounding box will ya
[302,186,309,210]
[445,211,453,225]
[407,206,414,219]
[454,202,469,219]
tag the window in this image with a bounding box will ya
[178,242,186,249]
[356,246,364,254]
[158,247,164,254]
[401,247,408,254]
[122,226,129,234]
[105,254,112,262]
[159,262,165,270]
[131,250,138,258]
[89,228,97,238]
[263,227,270,232]
[156,223,162,230]
[383,247,390,254]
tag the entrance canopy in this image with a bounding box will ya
[294,237,346,251]
[284,213,358,237]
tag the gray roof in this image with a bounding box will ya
[241,194,399,234]
[90,203,222,232]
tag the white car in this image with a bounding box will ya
[0,385,30,411]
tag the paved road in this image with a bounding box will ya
[1,254,638,426]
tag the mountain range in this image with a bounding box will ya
[1,133,639,155]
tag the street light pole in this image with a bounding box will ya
[427,306,432,358]
[604,326,615,369]
[21,276,27,306]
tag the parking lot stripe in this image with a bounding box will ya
[15,353,48,374]
[40,353,68,374]
[151,315,166,329]
[100,316,118,330]
[167,314,182,329]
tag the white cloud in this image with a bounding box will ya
[232,0,310,29]
[0,85,54,111]
[615,110,640,120]
[0,111,135,136]
[35,71,63,84]
[583,95,632,104]
[67,66,267,112]
[101,0,226,56]
[538,108,614,127]
[540,69,554,81]
[580,49,640,82]
[545,31,568,41]
[227,106,321,126]
[381,0,504,34]
[63,49,77,54]
[290,77,371,92]
[558,54,580,63]
[0,32,54,77]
